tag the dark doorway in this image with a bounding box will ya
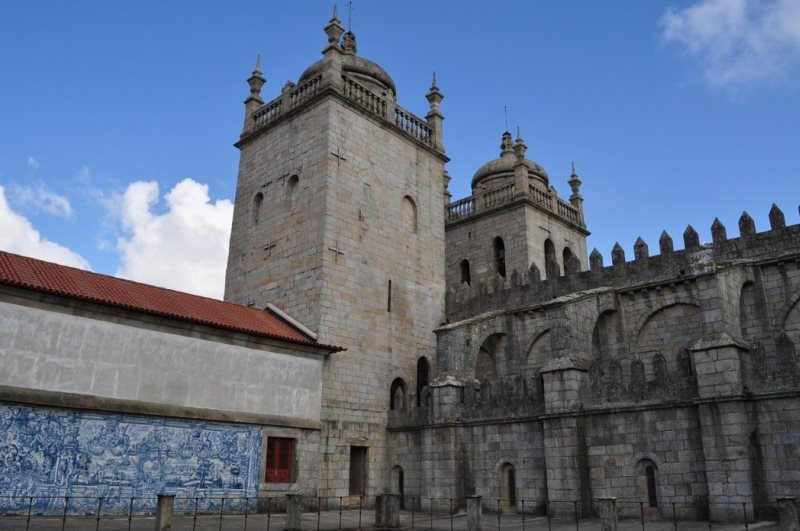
[349,446,368,496]
[416,357,430,406]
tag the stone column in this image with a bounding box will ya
[375,493,401,528]
[466,495,482,531]
[154,494,174,531]
[597,497,618,531]
[778,497,799,531]
[285,494,303,531]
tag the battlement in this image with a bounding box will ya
[446,204,800,321]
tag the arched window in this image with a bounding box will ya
[286,175,299,208]
[402,196,418,233]
[252,192,264,225]
[460,259,471,285]
[389,378,406,410]
[494,237,506,277]
[636,459,659,509]
[416,357,430,407]
[544,239,559,279]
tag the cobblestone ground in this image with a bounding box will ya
[0,509,781,530]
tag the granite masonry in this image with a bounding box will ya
[227,10,799,522]
[1,8,798,523]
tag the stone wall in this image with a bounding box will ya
[0,298,324,425]
[388,212,800,519]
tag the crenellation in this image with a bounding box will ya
[739,211,756,236]
[769,203,786,229]
[684,224,701,249]
[711,218,728,243]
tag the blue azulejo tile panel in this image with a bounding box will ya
[0,402,262,515]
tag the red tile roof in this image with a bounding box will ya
[0,250,340,351]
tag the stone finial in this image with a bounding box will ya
[324,6,346,46]
[659,230,673,254]
[341,31,357,54]
[247,55,266,98]
[567,162,584,217]
[633,237,649,260]
[426,74,445,152]
[683,225,700,249]
[711,217,727,243]
[513,127,527,159]
[611,242,625,265]
[589,248,603,270]
[528,262,541,283]
[769,203,786,229]
[425,73,444,111]
[500,131,514,157]
[738,211,756,236]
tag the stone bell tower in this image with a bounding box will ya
[225,8,449,501]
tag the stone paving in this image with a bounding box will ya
[0,509,780,530]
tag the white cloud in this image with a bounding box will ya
[661,0,800,88]
[27,156,39,170]
[10,182,74,218]
[114,178,233,299]
[0,185,90,269]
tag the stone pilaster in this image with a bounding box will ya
[691,334,756,521]
[541,358,590,517]
[430,376,463,423]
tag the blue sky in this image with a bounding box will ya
[1,0,799,298]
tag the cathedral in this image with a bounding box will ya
[1,9,799,523]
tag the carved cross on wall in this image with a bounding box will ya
[263,236,277,258]
[328,240,345,263]
[331,147,347,167]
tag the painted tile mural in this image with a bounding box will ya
[0,403,261,515]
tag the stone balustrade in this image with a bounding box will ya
[342,74,388,118]
[252,98,282,129]
[446,196,475,221]
[245,72,438,151]
[446,182,584,227]
[289,74,322,110]
[394,106,432,145]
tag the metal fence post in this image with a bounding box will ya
[497,498,501,529]
[219,497,225,531]
[25,496,33,531]
[574,500,579,531]
[267,497,272,531]
[359,495,363,528]
[318,497,322,531]
[672,502,677,531]
[742,502,748,531]
[547,501,552,531]
[522,499,525,531]
[430,498,434,530]
[192,497,199,531]
[61,496,69,531]
[339,496,343,530]
[412,496,415,529]
[244,497,249,531]
[128,497,134,531]
[95,497,103,531]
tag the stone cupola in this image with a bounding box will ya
[471,131,550,193]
